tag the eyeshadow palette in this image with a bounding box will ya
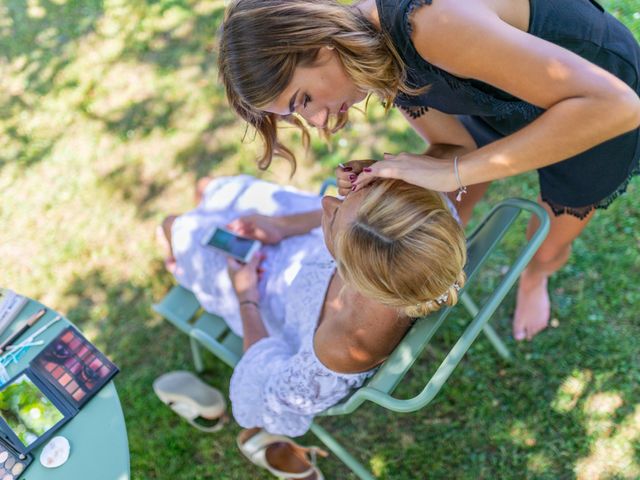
[31,327,119,409]
[0,325,119,475]
[0,443,31,480]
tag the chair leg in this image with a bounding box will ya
[310,423,376,480]
[481,323,512,361]
[460,292,512,361]
[190,337,205,372]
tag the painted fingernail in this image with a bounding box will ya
[349,174,357,181]
[363,167,372,172]
[343,167,353,172]
[351,185,356,191]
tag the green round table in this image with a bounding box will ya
[1,299,130,480]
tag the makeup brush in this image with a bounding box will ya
[0,308,47,354]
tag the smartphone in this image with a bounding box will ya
[201,226,261,263]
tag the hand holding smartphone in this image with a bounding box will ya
[202,226,262,263]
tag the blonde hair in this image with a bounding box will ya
[336,180,467,318]
[218,0,416,172]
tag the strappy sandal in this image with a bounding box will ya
[153,370,228,432]
[237,429,328,480]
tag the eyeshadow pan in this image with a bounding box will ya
[73,389,85,401]
[61,331,73,342]
[59,373,71,386]
[11,463,23,475]
[2,473,12,480]
[51,366,63,379]
[69,338,81,351]
[66,380,78,393]
[4,457,14,469]
[0,452,7,463]
[69,362,82,375]
[45,362,55,373]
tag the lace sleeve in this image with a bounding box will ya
[229,337,369,437]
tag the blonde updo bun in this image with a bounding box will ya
[336,179,467,318]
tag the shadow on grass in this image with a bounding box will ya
[0,0,104,171]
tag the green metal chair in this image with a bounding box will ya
[153,184,549,480]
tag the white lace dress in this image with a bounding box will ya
[171,175,374,436]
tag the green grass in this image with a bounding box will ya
[0,0,639,478]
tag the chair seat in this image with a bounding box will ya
[153,287,243,368]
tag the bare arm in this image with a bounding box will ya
[227,254,269,351]
[415,0,640,185]
[227,209,322,244]
[355,0,640,192]
[274,210,323,237]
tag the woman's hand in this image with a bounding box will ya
[227,252,265,303]
[352,153,458,193]
[227,215,284,245]
[335,160,375,196]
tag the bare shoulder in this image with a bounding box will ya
[406,0,616,108]
[314,337,382,375]
[313,302,410,375]
[409,0,505,70]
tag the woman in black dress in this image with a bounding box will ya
[218,0,640,342]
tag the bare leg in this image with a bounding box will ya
[158,215,178,274]
[513,197,595,341]
[159,177,216,274]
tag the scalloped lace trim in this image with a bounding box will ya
[542,162,640,219]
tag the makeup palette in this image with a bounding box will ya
[0,443,31,480]
[31,327,118,409]
[0,326,119,478]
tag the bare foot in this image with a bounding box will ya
[157,215,178,274]
[513,273,550,341]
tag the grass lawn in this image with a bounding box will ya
[1,0,639,478]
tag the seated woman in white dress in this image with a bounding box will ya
[161,174,466,480]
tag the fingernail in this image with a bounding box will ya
[349,174,357,181]
[343,167,353,172]
[514,331,525,341]
[351,185,356,191]
[363,167,372,172]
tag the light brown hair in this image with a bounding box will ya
[218,0,415,172]
[336,180,467,318]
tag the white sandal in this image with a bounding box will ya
[237,429,328,479]
[153,370,228,432]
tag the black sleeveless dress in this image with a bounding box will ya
[376,0,640,218]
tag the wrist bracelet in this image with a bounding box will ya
[453,156,467,202]
[239,300,260,309]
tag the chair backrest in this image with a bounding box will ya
[321,198,549,416]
